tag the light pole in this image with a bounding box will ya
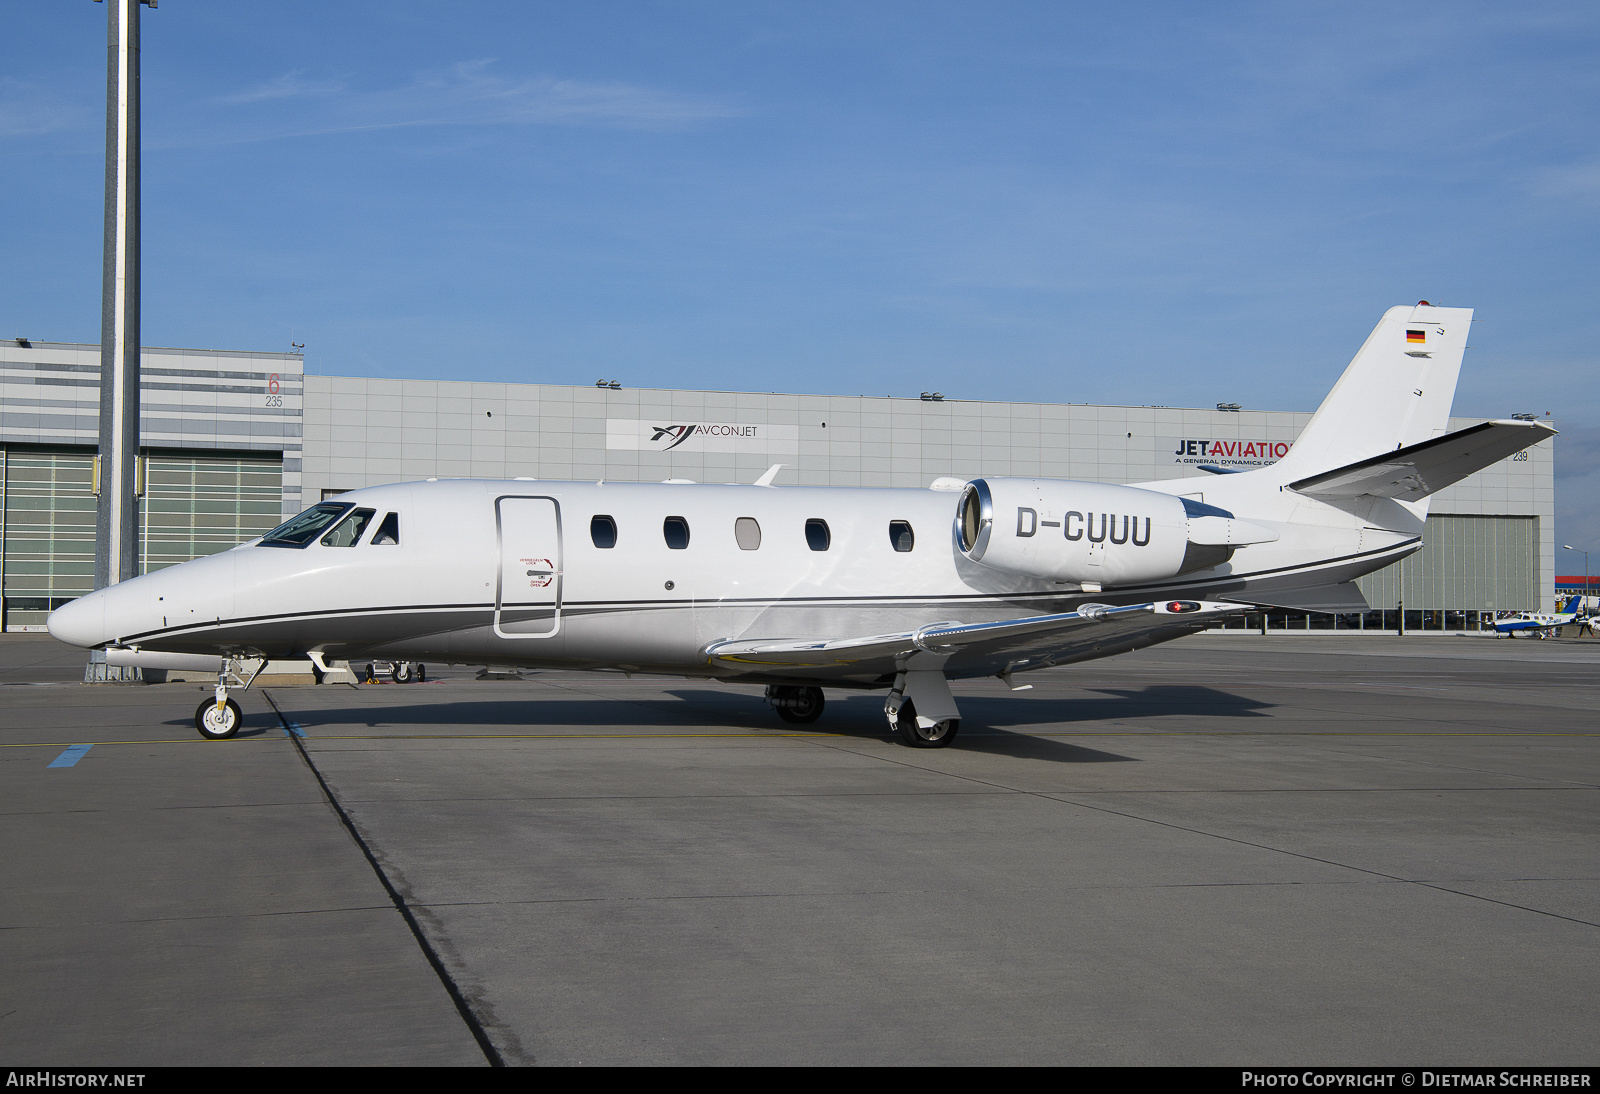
[86,0,157,682]
[1563,544,1590,611]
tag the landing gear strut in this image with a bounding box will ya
[766,685,825,724]
[195,664,243,739]
[193,658,268,739]
[885,670,961,748]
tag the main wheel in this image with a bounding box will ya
[364,663,376,683]
[416,663,427,682]
[895,700,959,748]
[195,697,243,740]
[391,662,414,683]
[774,686,824,724]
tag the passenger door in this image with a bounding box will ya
[495,496,562,638]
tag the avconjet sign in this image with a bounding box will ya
[606,418,801,454]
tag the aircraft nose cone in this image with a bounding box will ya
[47,590,108,649]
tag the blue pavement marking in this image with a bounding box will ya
[48,744,93,768]
[284,722,305,738]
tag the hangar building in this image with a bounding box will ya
[0,338,1555,633]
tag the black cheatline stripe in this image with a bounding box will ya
[261,691,509,1068]
[118,601,493,643]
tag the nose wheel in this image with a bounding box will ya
[193,661,260,739]
[195,696,243,739]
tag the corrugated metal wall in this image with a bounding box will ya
[1357,514,1538,613]
[1,445,283,630]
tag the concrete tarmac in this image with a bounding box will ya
[1,632,1595,1066]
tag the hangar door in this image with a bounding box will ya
[495,496,562,638]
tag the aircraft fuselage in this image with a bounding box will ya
[50,477,1418,684]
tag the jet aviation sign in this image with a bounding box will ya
[1166,437,1291,469]
[607,418,801,455]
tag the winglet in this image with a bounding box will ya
[754,464,783,487]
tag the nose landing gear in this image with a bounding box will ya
[192,658,267,739]
[196,663,243,739]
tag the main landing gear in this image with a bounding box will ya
[762,673,963,748]
[765,685,825,724]
[885,670,961,748]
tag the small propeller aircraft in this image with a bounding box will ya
[49,304,1554,746]
[1492,596,1587,639]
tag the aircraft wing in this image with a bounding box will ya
[703,600,1246,681]
[1288,420,1555,502]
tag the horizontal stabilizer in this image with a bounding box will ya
[1288,420,1555,502]
[704,600,1246,681]
[1223,582,1370,614]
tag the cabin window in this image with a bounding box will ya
[591,515,618,549]
[663,516,691,550]
[735,517,762,550]
[260,502,351,548]
[805,518,831,552]
[889,520,914,552]
[321,507,376,547]
[371,512,400,545]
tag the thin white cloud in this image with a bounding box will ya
[211,60,742,143]
[219,70,348,104]
[402,59,739,127]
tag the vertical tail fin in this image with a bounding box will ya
[1563,594,1583,615]
[1273,303,1473,481]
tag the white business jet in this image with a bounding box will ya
[49,303,1553,747]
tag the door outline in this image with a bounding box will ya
[494,495,563,639]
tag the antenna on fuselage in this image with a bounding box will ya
[754,464,783,487]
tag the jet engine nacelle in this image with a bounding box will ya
[955,478,1276,587]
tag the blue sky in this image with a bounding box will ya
[4,1,1599,552]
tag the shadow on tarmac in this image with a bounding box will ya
[153,682,1271,763]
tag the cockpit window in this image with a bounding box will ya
[371,512,400,545]
[321,508,376,547]
[260,503,351,548]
